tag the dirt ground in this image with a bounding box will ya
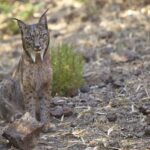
[0,0,150,149]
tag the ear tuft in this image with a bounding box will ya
[12,18,27,30]
[39,9,49,28]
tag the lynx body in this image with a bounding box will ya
[14,10,52,124]
[0,11,52,126]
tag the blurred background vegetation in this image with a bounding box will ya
[0,0,149,36]
[0,0,42,35]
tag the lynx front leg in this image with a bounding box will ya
[39,91,51,123]
[23,91,37,119]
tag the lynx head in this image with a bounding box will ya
[15,10,49,63]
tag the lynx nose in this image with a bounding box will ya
[34,44,41,51]
[34,38,41,51]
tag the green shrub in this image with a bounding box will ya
[52,43,84,97]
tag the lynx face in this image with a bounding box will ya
[16,11,49,63]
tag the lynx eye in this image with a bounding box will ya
[24,37,32,46]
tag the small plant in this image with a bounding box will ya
[51,43,84,97]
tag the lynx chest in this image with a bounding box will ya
[21,57,52,92]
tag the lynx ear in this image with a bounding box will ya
[13,18,27,31]
[39,9,48,28]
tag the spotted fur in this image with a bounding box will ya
[13,10,52,125]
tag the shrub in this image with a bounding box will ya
[51,43,84,97]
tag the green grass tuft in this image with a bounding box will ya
[52,43,84,97]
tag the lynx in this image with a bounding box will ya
[0,10,52,129]
[14,10,52,124]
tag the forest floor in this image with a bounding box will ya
[0,0,150,149]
